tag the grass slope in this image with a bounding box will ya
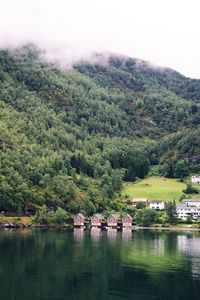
[122,176,186,202]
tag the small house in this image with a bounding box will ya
[122,214,133,227]
[130,198,148,207]
[91,214,103,227]
[182,199,200,208]
[74,213,86,226]
[191,175,200,184]
[107,214,118,227]
[150,200,165,210]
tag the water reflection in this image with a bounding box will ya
[91,227,102,243]
[0,230,200,300]
[154,237,165,256]
[107,228,117,242]
[122,228,132,242]
[177,234,200,280]
[177,235,200,256]
[73,227,85,242]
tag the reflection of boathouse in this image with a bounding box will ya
[73,227,85,241]
[91,227,102,242]
[107,228,117,240]
[122,228,132,241]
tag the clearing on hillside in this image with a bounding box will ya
[122,176,187,202]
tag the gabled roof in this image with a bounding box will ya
[74,213,86,220]
[122,213,132,220]
[107,214,118,220]
[91,214,103,219]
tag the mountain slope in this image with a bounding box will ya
[0,45,199,214]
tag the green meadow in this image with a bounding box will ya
[122,176,187,202]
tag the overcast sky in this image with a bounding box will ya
[0,0,200,78]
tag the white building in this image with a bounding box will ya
[176,203,200,220]
[191,175,200,184]
[182,199,200,208]
[150,200,165,210]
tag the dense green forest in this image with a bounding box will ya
[0,45,199,215]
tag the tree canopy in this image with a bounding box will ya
[0,45,199,214]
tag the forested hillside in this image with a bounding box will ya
[0,45,199,215]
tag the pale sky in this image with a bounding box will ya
[0,0,200,78]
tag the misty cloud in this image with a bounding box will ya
[0,0,200,77]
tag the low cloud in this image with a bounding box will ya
[0,0,200,77]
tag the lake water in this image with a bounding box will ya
[0,229,200,300]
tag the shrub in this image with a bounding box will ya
[135,209,157,226]
[183,184,199,194]
[33,206,68,225]
[53,207,68,224]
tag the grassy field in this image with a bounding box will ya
[122,176,189,202]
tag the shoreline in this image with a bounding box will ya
[0,223,200,232]
[134,226,200,231]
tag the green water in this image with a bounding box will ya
[0,228,200,300]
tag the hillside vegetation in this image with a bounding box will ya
[0,45,199,215]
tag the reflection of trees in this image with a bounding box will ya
[0,229,122,299]
[0,230,199,299]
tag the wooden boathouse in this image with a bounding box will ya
[74,213,134,229]
[122,214,133,227]
[73,213,86,227]
[107,214,118,227]
[91,214,104,227]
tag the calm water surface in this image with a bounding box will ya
[0,228,200,300]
